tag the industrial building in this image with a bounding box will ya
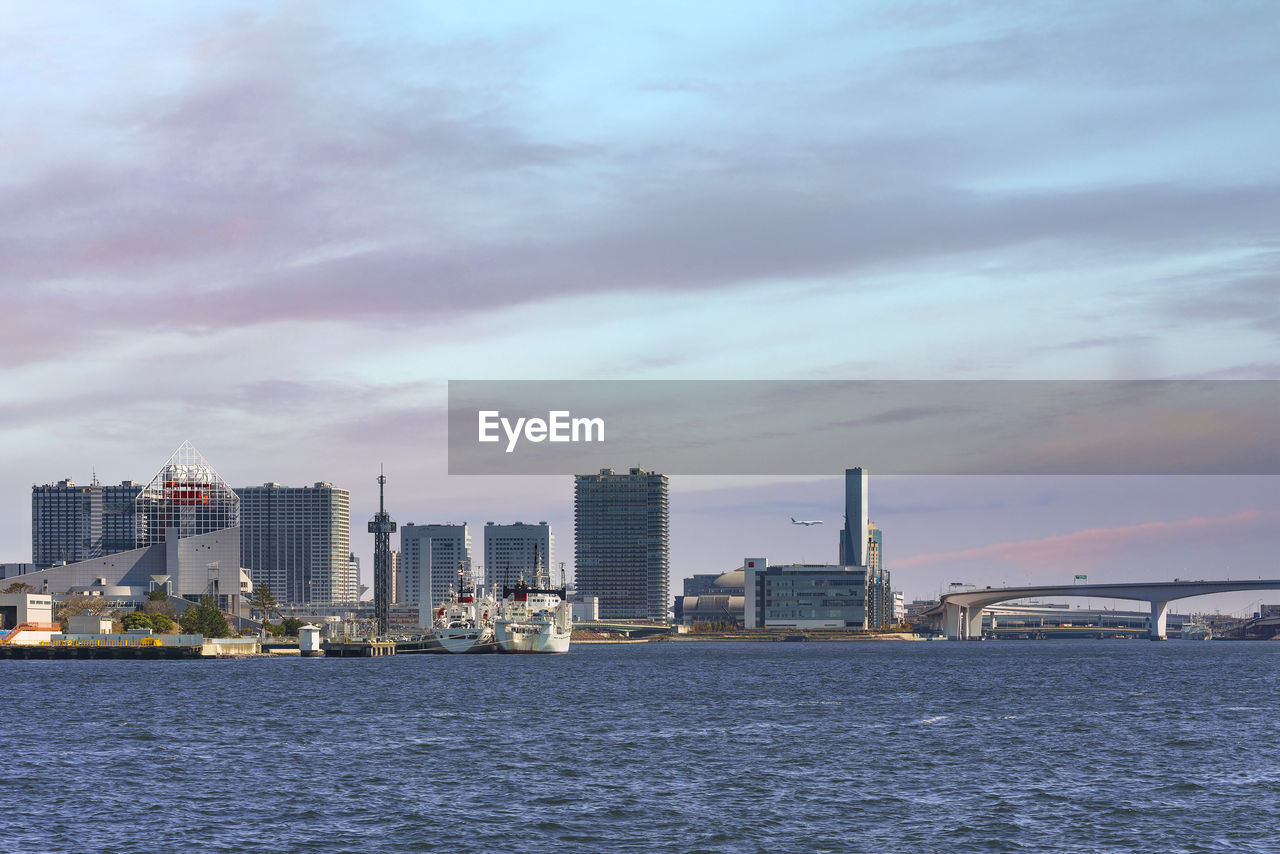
[399,523,472,608]
[574,467,669,622]
[237,482,353,605]
[484,521,555,592]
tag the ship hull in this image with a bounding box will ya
[435,627,498,654]
[396,635,445,654]
[494,620,571,654]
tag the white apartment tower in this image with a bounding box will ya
[237,482,352,605]
[399,523,472,608]
[484,522,555,594]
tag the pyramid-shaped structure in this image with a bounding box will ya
[136,440,239,546]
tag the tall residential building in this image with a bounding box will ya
[574,467,669,622]
[387,551,396,603]
[337,553,360,606]
[399,523,472,608]
[865,521,889,627]
[31,478,142,567]
[484,522,554,594]
[867,521,882,574]
[237,482,351,605]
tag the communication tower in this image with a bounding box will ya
[368,468,397,638]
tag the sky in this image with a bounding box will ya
[2,1,1278,614]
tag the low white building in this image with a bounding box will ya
[67,614,114,634]
[0,592,58,644]
[570,595,599,622]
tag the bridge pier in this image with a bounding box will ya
[965,606,985,640]
[1149,599,1169,641]
[943,602,962,640]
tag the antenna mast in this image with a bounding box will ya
[368,466,397,639]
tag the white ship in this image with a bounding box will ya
[1181,621,1213,641]
[494,559,572,654]
[431,567,498,654]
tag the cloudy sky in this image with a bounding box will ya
[3,1,1278,612]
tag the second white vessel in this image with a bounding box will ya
[494,559,572,654]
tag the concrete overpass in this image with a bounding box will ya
[924,580,1280,640]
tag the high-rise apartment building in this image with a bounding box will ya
[337,553,360,606]
[484,521,554,593]
[399,523,471,608]
[237,482,351,604]
[867,521,882,574]
[389,550,398,603]
[31,478,142,567]
[574,467,669,621]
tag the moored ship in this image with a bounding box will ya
[494,559,572,654]
[431,567,498,654]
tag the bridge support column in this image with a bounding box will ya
[965,606,985,640]
[1150,599,1169,641]
[943,602,962,640]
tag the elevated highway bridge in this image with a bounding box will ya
[920,580,1280,640]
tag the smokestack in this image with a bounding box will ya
[839,467,868,567]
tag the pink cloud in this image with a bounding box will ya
[894,508,1276,569]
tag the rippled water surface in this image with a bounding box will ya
[5,640,1280,853]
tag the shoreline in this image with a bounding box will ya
[574,631,928,643]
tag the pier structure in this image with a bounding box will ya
[367,469,397,639]
[322,639,396,657]
[926,579,1280,640]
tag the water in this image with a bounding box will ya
[4,641,1279,853]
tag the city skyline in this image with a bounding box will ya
[11,455,1280,615]
[2,2,1277,613]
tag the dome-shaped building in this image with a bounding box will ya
[675,568,745,625]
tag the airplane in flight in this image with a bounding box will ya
[790,517,823,526]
